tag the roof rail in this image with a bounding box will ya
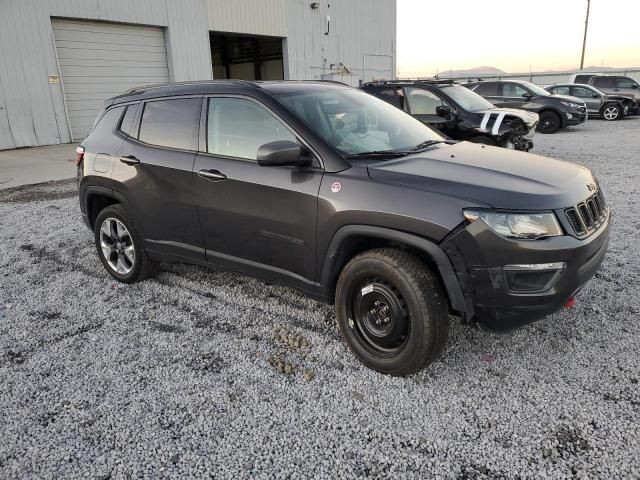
[119,79,260,96]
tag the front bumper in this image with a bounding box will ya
[442,211,610,331]
[565,108,587,126]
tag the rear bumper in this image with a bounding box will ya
[442,211,610,331]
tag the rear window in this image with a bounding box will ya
[90,106,125,137]
[473,82,499,96]
[138,98,201,150]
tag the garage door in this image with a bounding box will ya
[52,19,170,141]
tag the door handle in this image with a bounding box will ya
[120,155,140,165]
[198,169,227,181]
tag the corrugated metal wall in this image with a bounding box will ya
[0,0,396,149]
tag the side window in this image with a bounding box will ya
[616,77,637,88]
[119,104,138,136]
[90,106,125,137]
[572,87,593,98]
[473,82,499,96]
[405,87,443,115]
[552,86,571,95]
[575,75,592,84]
[373,88,402,108]
[503,83,530,97]
[207,97,297,160]
[138,98,201,150]
[593,76,615,88]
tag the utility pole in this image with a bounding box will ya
[580,0,591,70]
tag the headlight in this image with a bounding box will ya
[463,210,563,239]
[560,101,581,109]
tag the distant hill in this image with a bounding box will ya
[437,66,506,78]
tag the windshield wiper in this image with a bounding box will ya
[344,150,410,160]
[410,139,447,152]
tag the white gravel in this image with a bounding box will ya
[1,118,639,479]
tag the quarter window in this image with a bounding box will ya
[405,87,444,115]
[138,98,201,150]
[207,98,296,160]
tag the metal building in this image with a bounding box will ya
[0,0,396,150]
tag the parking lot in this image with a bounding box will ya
[0,118,639,479]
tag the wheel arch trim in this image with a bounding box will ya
[320,225,469,315]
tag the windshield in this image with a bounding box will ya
[519,81,551,97]
[274,87,443,156]
[440,84,495,112]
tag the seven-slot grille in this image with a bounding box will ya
[564,189,607,236]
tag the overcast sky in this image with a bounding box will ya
[397,0,640,76]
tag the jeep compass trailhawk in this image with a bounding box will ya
[78,80,610,376]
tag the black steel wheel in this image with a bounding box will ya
[335,248,449,376]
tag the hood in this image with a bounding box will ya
[367,142,595,210]
[549,94,585,105]
[475,107,539,128]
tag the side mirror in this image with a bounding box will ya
[631,84,638,89]
[436,105,452,118]
[592,93,600,98]
[257,140,312,167]
[522,93,533,100]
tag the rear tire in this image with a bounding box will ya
[94,204,160,283]
[335,248,449,376]
[537,110,561,134]
[601,103,621,121]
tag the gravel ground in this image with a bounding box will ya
[1,118,639,479]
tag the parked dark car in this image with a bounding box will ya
[570,74,639,114]
[77,80,610,376]
[546,83,627,120]
[361,80,538,151]
[465,79,587,134]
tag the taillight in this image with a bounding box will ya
[75,145,85,166]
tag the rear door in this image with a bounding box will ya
[193,96,323,288]
[113,96,204,260]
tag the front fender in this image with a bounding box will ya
[319,225,470,317]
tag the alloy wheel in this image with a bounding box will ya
[99,217,135,274]
[603,106,619,120]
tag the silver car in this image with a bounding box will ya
[546,83,627,121]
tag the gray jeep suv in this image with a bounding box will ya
[77,80,610,375]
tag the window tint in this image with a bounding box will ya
[405,87,443,115]
[472,82,499,96]
[572,87,594,98]
[139,98,200,150]
[372,88,402,108]
[119,104,138,136]
[207,98,296,160]
[616,77,638,88]
[90,106,125,137]
[575,75,593,84]
[551,86,570,95]
[503,83,530,97]
[593,76,615,88]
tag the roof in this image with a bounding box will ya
[362,79,458,87]
[107,79,349,105]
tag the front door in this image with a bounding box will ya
[404,87,456,137]
[193,96,323,288]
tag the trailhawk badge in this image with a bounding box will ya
[331,182,342,193]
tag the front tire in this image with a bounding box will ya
[94,204,160,283]
[537,110,562,134]
[335,248,449,376]
[601,103,621,121]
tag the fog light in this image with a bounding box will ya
[566,113,573,119]
[503,262,566,293]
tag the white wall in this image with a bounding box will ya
[0,0,396,149]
